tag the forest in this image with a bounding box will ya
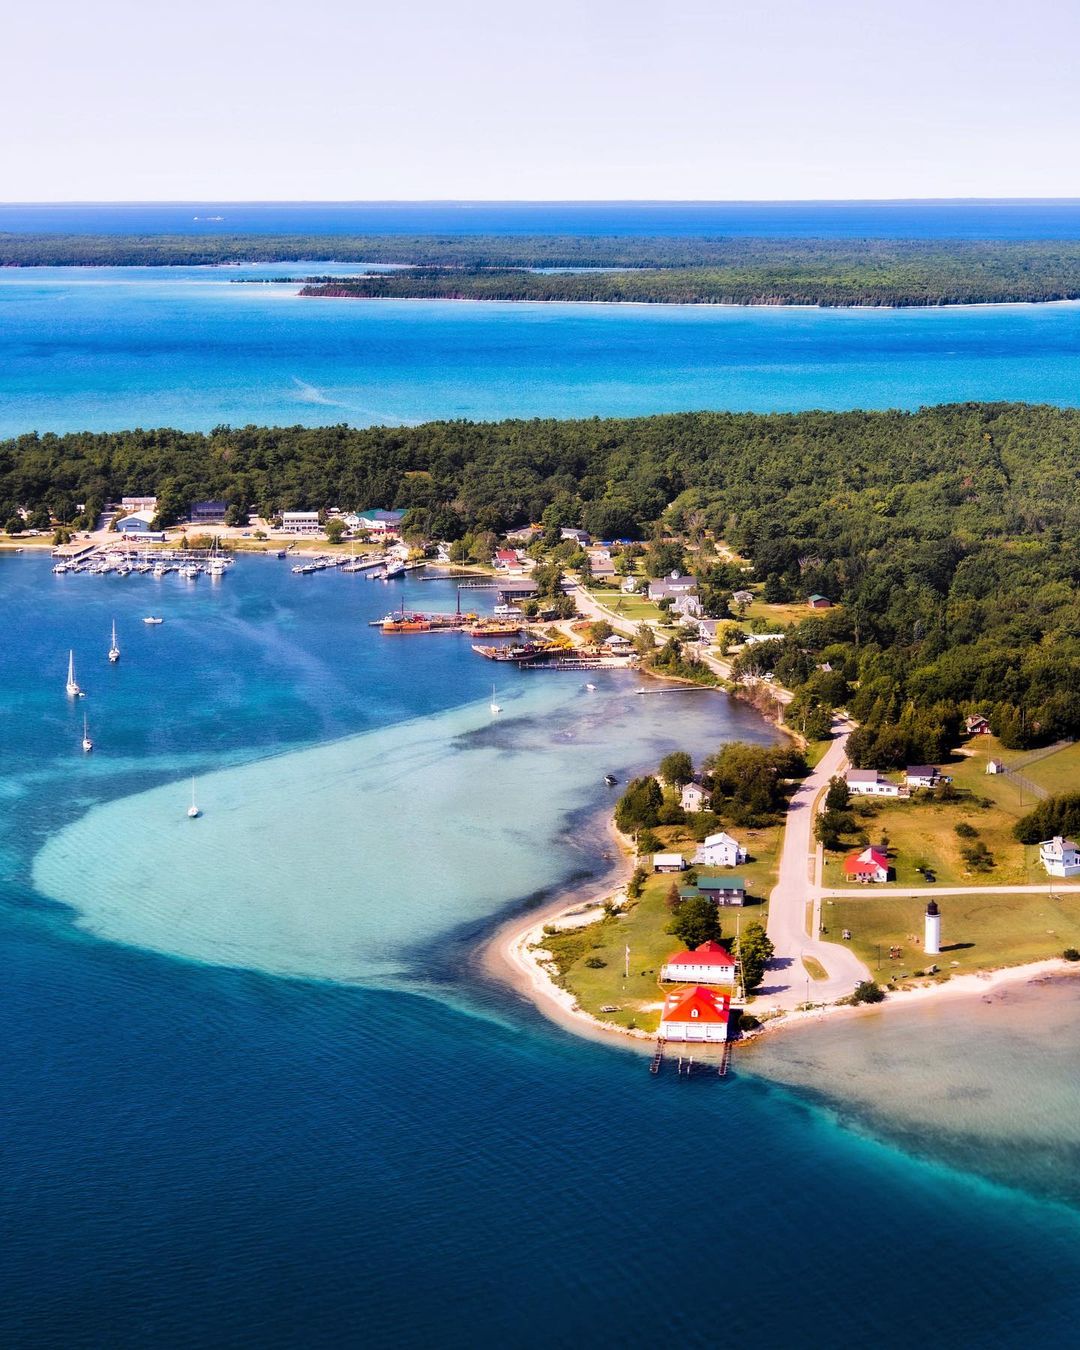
[10,234,1080,305]
[2,402,1078,749]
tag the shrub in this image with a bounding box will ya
[584,956,607,969]
[852,980,885,1005]
[954,821,978,838]
[1064,949,1080,962]
[737,1011,761,1032]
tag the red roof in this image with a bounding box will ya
[495,550,518,563]
[844,847,889,876]
[661,985,731,1025]
[666,940,735,968]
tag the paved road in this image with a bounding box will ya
[759,721,872,1010]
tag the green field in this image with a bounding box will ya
[1021,741,1080,797]
[585,586,668,625]
[824,891,1080,980]
[826,741,1053,887]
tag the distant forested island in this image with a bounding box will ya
[10,233,1080,305]
[4,403,1079,749]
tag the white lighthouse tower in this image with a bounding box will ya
[924,899,941,955]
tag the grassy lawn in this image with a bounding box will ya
[823,891,1080,980]
[540,826,777,1032]
[802,955,829,981]
[585,586,666,624]
[826,744,1050,887]
[1022,741,1080,797]
[741,599,821,630]
[653,818,784,901]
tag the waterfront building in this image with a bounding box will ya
[843,846,891,883]
[661,940,736,986]
[658,985,731,1042]
[358,509,405,536]
[652,853,686,874]
[693,875,747,905]
[190,500,229,525]
[693,831,746,867]
[1039,836,1080,878]
[846,769,903,797]
[280,511,322,535]
[116,510,156,535]
[924,900,942,955]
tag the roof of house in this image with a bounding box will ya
[844,847,889,875]
[846,769,882,783]
[906,765,939,777]
[696,874,747,891]
[1042,836,1080,852]
[653,853,685,867]
[666,940,735,968]
[661,985,730,1025]
[191,499,228,512]
[808,593,830,602]
[701,831,740,848]
[359,508,405,522]
[495,550,518,563]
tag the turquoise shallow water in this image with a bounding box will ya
[7,554,1080,1346]
[6,266,1080,434]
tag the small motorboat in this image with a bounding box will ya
[604,774,618,787]
[143,616,164,625]
[585,682,597,692]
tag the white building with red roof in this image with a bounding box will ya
[843,846,890,883]
[661,940,736,986]
[659,985,731,1042]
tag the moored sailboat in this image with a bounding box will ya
[65,650,84,698]
[187,778,200,819]
[489,684,502,715]
[108,620,120,663]
[81,714,93,754]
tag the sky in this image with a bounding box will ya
[4,0,1079,201]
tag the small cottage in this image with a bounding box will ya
[695,875,747,906]
[986,758,1005,775]
[807,594,832,609]
[693,831,747,868]
[653,853,686,874]
[843,846,890,884]
[964,714,992,736]
[661,940,736,986]
[658,985,731,1042]
[905,765,941,790]
[680,781,709,813]
[1039,836,1080,878]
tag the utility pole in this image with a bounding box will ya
[625,943,630,980]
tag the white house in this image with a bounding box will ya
[658,985,731,1042]
[661,940,736,986]
[680,781,709,813]
[120,495,157,512]
[693,831,747,867]
[1039,836,1080,878]
[652,853,686,874]
[280,511,322,535]
[732,589,754,607]
[986,758,1005,775]
[905,765,941,790]
[846,769,903,798]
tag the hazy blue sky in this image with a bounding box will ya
[5,0,1077,200]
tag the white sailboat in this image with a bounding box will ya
[489,684,502,715]
[108,620,121,663]
[65,650,84,698]
[187,778,200,819]
[81,714,93,754]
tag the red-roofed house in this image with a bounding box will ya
[494,549,523,572]
[659,985,731,1042]
[661,940,736,986]
[843,846,890,884]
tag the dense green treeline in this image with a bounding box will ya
[2,403,1079,746]
[11,234,1080,305]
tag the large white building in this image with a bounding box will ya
[280,511,322,535]
[846,769,904,798]
[1039,836,1080,878]
[661,940,736,986]
[693,831,747,868]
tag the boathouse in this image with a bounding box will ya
[658,986,731,1042]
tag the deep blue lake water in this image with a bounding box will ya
[5,556,1080,1348]
[6,198,1080,237]
[5,266,1080,436]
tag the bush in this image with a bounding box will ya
[638,828,662,855]
[852,980,885,1005]
[737,1011,761,1032]
[584,956,607,969]
[954,821,978,838]
[1064,948,1080,962]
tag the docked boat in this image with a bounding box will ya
[81,714,93,754]
[383,560,406,580]
[382,612,431,633]
[65,651,84,698]
[108,620,120,664]
[471,641,552,663]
